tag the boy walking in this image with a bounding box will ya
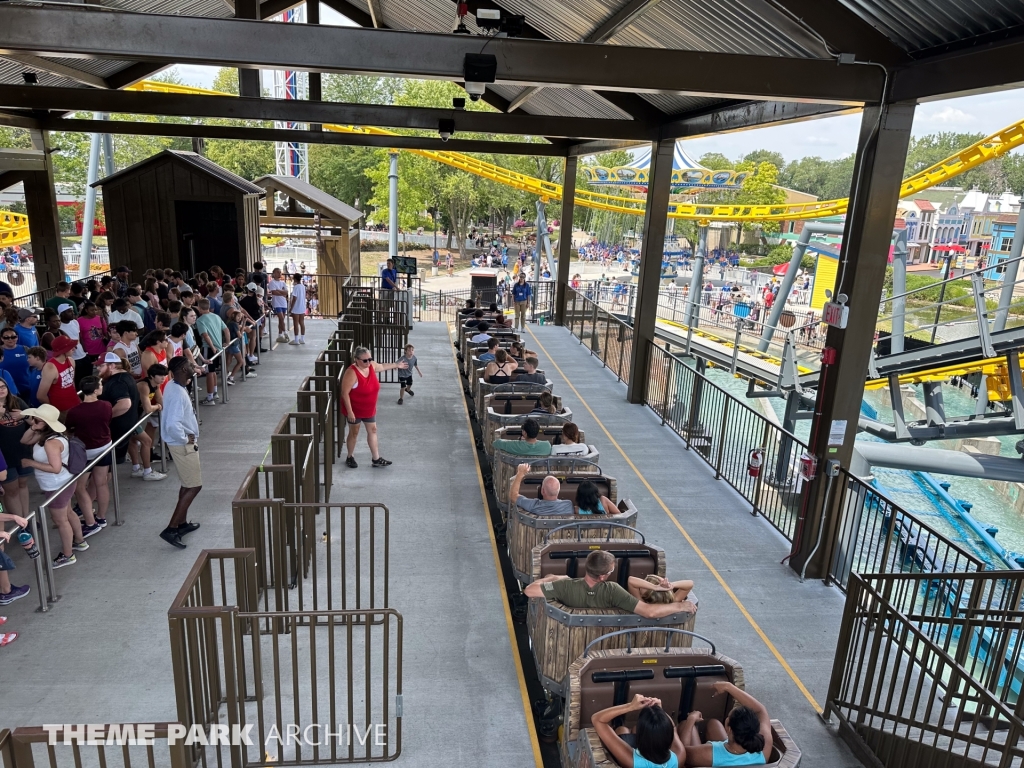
[396,344,422,405]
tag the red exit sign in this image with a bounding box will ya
[822,301,849,329]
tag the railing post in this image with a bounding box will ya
[821,575,862,722]
[660,351,671,425]
[751,420,770,515]
[714,398,730,480]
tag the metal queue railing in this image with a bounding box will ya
[420,280,556,324]
[10,268,113,309]
[168,549,403,768]
[561,286,985,589]
[824,570,1024,767]
[0,723,189,768]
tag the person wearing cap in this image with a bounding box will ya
[57,303,90,385]
[13,308,38,349]
[45,282,76,317]
[159,356,203,549]
[37,336,81,414]
[114,266,131,299]
[19,404,85,570]
[97,352,164,480]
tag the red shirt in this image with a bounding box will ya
[65,400,113,449]
[342,364,380,419]
[45,356,80,413]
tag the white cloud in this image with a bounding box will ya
[922,106,976,125]
[804,136,838,146]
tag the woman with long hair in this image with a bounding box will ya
[679,682,772,766]
[20,403,85,569]
[0,377,31,523]
[592,694,685,768]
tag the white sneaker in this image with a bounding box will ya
[143,470,167,482]
[245,370,258,378]
[276,334,288,343]
[298,337,306,344]
[130,467,144,478]
[226,375,235,385]
[288,339,301,345]
[200,398,217,407]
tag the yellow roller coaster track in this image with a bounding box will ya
[0,210,29,248]
[4,80,1024,243]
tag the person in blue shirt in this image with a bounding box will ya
[678,682,772,766]
[25,347,45,407]
[511,273,532,331]
[13,309,38,349]
[381,259,399,292]
[0,328,31,400]
[592,694,685,768]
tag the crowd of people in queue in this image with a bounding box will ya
[0,260,321,646]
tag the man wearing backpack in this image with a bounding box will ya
[159,356,202,550]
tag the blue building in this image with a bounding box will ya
[986,213,1019,280]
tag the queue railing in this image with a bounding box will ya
[563,287,635,386]
[269,412,317,506]
[168,549,403,768]
[420,280,556,324]
[824,570,1024,767]
[297,375,335,497]
[0,723,189,768]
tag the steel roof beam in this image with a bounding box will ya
[583,0,663,44]
[0,84,649,140]
[0,5,883,103]
[2,54,109,89]
[892,34,1024,102]
[660,100,857,139]
[566,139,649,157]
[39,115,568,154]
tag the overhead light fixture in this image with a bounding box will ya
[438,118,456,142]
[463,53,497,102]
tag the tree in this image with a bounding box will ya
[309,144,377,208]
[698,152,734,170]
[742,150,785,169]
[0,127,31,150]
[779,155,855,200]
[322,74,402,105]
[734,161,786,235]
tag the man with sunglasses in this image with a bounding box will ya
[0,330,30,401]
[340,345,408,468]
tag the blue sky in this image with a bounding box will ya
[169,6,1024,164]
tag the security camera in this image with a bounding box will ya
[452,97,466,110]
[464,81,487,101]
[438,118,456,142]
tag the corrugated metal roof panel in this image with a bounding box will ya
[839,0,1024,52]
[491,0,630,41]
[98,0,232,17]
[489,84,632,119]
[608,0,828,56]
[0,57,81,88]
[39,57,136,79]
[639,93,727,116]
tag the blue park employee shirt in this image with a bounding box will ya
[381,268,399,290]
[0,344,30,395]
[512,282,532,303]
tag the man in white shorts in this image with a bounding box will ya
[287,273,307,345]
[268,268,290,343]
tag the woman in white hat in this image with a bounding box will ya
[20,403,84,569]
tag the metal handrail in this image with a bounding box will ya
[584,628,716,656]
[544,521,645,544]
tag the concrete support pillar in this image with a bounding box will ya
[307,0,322,132]
[78,118,103,279]
[555,155,578,326]
[625,138,675,404]
[236,0,261,98]
[686,225,707,329]
[788,101,916,580]
[24,130,65,291]
[388,152,398,260]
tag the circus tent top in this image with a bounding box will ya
[582,142,750,191]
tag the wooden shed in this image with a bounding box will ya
[94,150,264,277]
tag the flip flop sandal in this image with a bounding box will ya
[0,632,18,646]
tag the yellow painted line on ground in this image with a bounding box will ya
[448,337,545,768]
[526,326,824,714]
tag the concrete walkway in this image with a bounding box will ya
[524,324,860,767]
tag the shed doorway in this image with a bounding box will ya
[175,201,240,276]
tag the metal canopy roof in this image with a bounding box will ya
[0,0,1023,145]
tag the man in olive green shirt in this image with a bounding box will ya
[492,417,551,457]
[524,551,695,618]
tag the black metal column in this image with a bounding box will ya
[555,155,578,326]
[625,138,674,404]
[308,0,322,131]
[789,101,916,580]
[236,0,261,98]
[23,130,65,290]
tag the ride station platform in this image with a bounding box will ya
[522,323,859,767]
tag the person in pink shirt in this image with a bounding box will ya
[77,301,108,364]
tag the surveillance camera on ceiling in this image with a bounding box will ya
[463,81,487,101]
[463,53,496,102]
[438,118,456,142]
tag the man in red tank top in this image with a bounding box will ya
[38,336,82,414]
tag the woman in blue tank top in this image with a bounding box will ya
[678,682,771,766]
[592,693,685,768]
